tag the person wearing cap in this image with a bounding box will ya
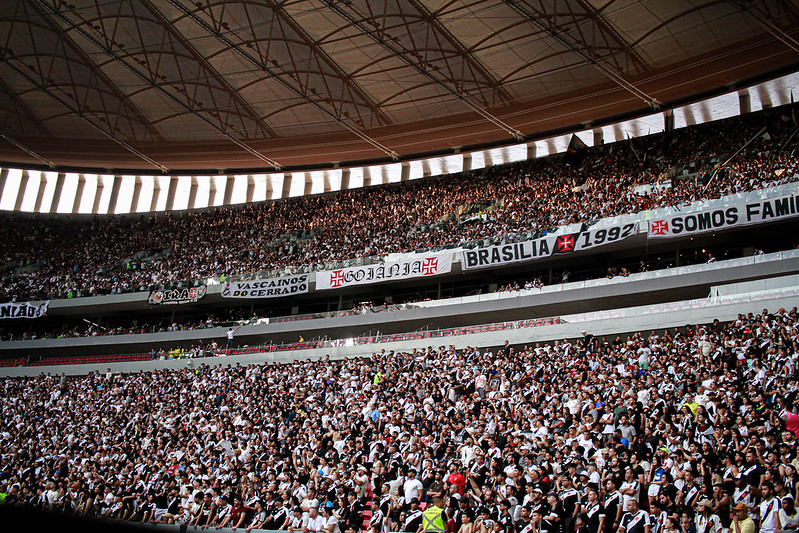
[618,499,650,533]
[759,482,782,533]
[694,498,721,533]
[419,496,448,533]
[732,503,755,533]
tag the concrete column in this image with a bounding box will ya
[106,176,122,214]
[401,162,411,181]
[340,168,351,190]
[281,174,292,199]
[49,173,67,213]
[664,109,675,133]
[0,168,8,203]
[223,176,235,205]
[165,176,180,211]
[593,129,604,146]
[188,177,199,209]
[13,170,30,211]
[246,175,255,203]
[526,141,537,160]
[462,154,472,173]
[739,91,751,114]
[33,174,48,213]
[264,175,273,201]
[150,178,162,212]
[304,173,313,196]
[70,174,86,213]
[129,176,143,213]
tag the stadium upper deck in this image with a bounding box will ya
[1,105,798,303]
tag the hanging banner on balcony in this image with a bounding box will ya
[647,192,799,238]
[461,223,639,270]
[0,300,49,319]
[221,275,309,298]
[147,285,207,306]
[317,253,453,290]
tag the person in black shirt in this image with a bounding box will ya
[342,491,363,533]
[532,509,558,533]
[558,475,581,533]
[516,505,534,533]
[603,479,622,533]
[579,488,605,533]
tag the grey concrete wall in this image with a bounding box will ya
[3,289,797,378]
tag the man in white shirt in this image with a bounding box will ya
[759,482,781,533]
[403,469,424,504]
[305,507,326,533]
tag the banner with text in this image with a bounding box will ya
[462,223,639,270]
[648,192,799,238]
[0,300,49,319]
[317,254,453,290]
[148,285,207,306]
[222,275,309,299]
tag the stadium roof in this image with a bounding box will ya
[0,0,798,173]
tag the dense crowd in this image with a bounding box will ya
[1,305,799,533]
[1,106,798,302]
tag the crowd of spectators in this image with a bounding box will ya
[1,305,799,533]
[1,106,798,302]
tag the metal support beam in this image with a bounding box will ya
[33,0,279,170]
[0,169,8,203]
[324,0,525,142]
[503,0,661,110]
[0,131,56,169]
[732,0,799,54]
[168,0,400,162]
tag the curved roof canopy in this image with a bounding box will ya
[0,0,798,173]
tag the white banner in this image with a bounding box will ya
[462,223,639,270]
[648,192,799,238]
[221,275,309,298]
[317,253,453,290]
[0,300,49,319]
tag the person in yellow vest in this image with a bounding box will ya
[419,497,448,533]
